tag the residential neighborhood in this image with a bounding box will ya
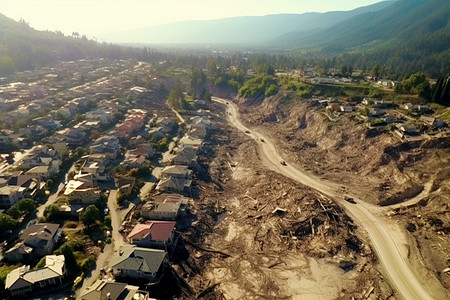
[0,58,218,299]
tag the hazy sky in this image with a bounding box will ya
[1,0,382,37]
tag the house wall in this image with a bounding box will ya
[68,190,100,204]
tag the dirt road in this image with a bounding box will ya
[213,97,440,300]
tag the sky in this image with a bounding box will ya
[0,0,383,37]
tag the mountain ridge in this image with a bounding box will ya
[99,1,395,44]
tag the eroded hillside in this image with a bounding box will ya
[237,93,450,292]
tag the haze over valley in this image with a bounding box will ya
[0,1,449,299]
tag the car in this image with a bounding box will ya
[345,197,356,204]
[260,138,265,142]
[245,130,251,134]
[226,101,229,104]
[280,160,287,166]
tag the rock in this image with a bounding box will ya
[339,260,356,272]
[406,222,417,232]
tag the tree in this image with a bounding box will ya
[0,213,19,231]
[74,147,86,159]
[17,198,37,215]
[371,64,380,80]
[90,130,101,141]
[432,76,445,102]
[80,205,100,227]
[54,243,78,275]
[44,204,60,222]
[7,206,21,219]
[402,72,431,99]
[0,56,16,76]
[104,215,112,229]
[168,79,186,109]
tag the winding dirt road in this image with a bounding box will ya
[213,97,439,300]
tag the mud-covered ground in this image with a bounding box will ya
[174,119,394,299]
[236,94,450,295]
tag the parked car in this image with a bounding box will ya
[280,160,287,166]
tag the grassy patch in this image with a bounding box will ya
[438,108,450,123]
[0,264,22,283]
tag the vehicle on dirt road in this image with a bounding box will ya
[345,197,356,204]
[280,160,287,166]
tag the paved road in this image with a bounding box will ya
[76,189,125,295]
[213,97,437,300]
[36,183,65,219]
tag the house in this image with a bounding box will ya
[147,127,165,141]
[156,166,192,194]
[160,165,192,180]
[140,195,188,221]
[156,117,176,134]
[81,161,109,181]
[179,135,203,150]
[27,125,49,140]
[7,173,44,199]
[74,172,97,187]
[172,147,197,167]
[127,221,176,249]
[115,177,135,196]
[64,180,100,204]
[54,128,86,147]
[5,255,66,296]
[189,116,216,130]
[369,109,383,117]
[85,109,115,125]
[33,116,61,130]
[193,99,206,108]
[109,245,166,281]
[399,124,418,135]
[189,125,207,139]
[126,143,155,159]
[128,136,147,148]
[80,280,149,300]
[19,145,60,174]
[419,115,445,128]
[0,185,21,208]
[384,115,397,124]
[315,77,338,84]
[25,166,50,180]
[340,106,353,113]
[122,155,148,169]
[418,105,430,114]
[420,115,436,126]
[4,223,61,262]
[141,202,181,221]
[90,135,120,159]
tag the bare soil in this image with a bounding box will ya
[175,122,394,299]
[236,93,450,295]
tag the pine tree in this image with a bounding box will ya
[431,76,444,102]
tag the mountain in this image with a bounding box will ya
[272,0,450,51]
[0,13,152,76]
[99,1,395,44]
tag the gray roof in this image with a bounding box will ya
[80,280,141,300]
[21,223,60,242]
[110,245,165,273]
